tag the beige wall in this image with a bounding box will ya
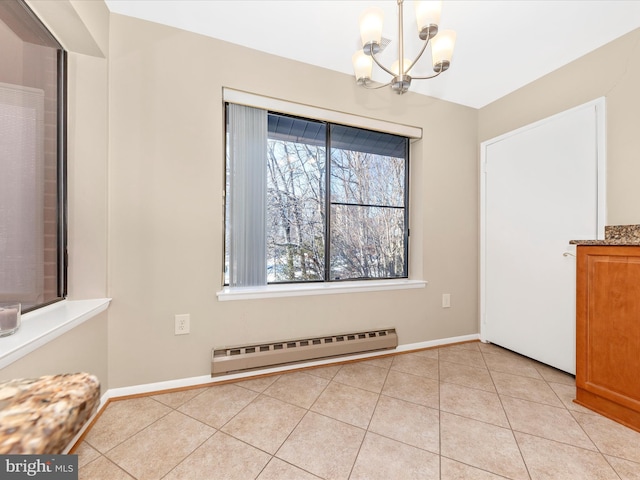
[0,312,108,394]
[107,14,479,388]
[0,1,110,390]
[66,52,109,301]
[479,28,640,226]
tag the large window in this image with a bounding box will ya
[225,104,408,287]
[0,1,67,311]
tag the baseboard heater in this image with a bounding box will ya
[211,328,397,376]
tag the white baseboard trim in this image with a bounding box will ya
[395,333,481,353]
[100,333,480,401]
[65,332,480,451]
[63,390,113,454]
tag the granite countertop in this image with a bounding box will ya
[570,224,640,246]
[0,372,100,454]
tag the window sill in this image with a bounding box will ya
[216,279,427,301]
[0,298,111,369]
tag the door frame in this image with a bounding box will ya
[479,97,607,343]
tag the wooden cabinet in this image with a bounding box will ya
[575,245,640,432]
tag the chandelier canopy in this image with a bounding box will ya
[352,0,456,94]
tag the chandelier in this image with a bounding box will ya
[352,0,456,94]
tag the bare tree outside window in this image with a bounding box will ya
[225,109,408,286]
[266,139,326,282]
[330,148,406,280]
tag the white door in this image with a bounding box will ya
[481,99,606,374]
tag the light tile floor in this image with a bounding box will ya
[75,342,640,479]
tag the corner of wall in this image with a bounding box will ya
[26,0,109,57]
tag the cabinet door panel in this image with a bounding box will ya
[587,255,640,404]
[577,246,640,431]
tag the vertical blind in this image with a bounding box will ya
[226,103,268,287]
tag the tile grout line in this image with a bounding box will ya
[83,454,137,480]
[346,357,394,479]
[236,375,321,475]
[566,407,627,478]
[88,397,176,458]
[132,395,217,480]
[269,365,342,479]
[531,363,625,480]
[481,346,533,480]
[78,342,640,479]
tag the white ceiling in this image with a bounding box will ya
[104,1,640,109]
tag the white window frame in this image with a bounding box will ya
[217,89,426,301]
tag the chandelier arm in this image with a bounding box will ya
[405,38,431,74]
[409,70,444,81]
[370,52,396,78]
[362,79,394,89]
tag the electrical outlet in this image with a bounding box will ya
[175,314,190,335]
[442,294,451,308]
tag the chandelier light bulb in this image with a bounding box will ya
[359,7,384,53]
[415,1,442,39]
[352,50,373,84]
[392,58,414,76]
[431,29,456,72]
